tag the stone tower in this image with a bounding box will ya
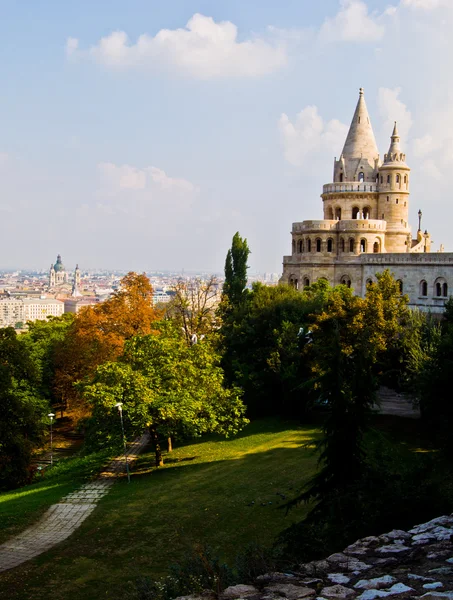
[377,123,411,253]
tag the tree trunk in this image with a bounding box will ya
[149,425,164,467]
[167,436,173,453]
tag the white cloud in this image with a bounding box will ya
[412,105,453,178]
[98,162,147,190]
[319,0,387,43]
[0,152,8,165]
[98,162,198,196]
[401,0,447,9]
[65,37,79,56]
[279,106,348,167]
[69,14,287,79]
[377,87,413,141]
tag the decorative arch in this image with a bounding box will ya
[327,238,333,253]
[373,239,380,253]
[335,206,342,220]
[360,238,367,253]
[303,276,310,288]
[340,275,352,288]
[349,238,355,253]
[362,206,371,219]
[316,238,322,252]
[298,239,303,253]
[289,275,298,290]
[327,206,334,220]
[352,206,360,219]
[434,278,448,298]
[307,238,312,253]
[420,280,428,297]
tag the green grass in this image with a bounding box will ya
[0,450,113,545]
[0,418,319,600]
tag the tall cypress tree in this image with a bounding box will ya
[222,232,250,309]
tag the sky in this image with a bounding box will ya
[0,0,451,273]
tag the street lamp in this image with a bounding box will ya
[48,413,55,466]
[114,402,130,483]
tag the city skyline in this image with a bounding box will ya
[0,1,451,272]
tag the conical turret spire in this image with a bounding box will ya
[384,121,407,164]
[341,88,379,161]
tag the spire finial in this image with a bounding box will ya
[359,87,364,96]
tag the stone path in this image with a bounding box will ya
[376,386,420,419]
[0,432,150,573]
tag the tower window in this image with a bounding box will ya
[316,238,321,252]
[341,238,345,252]
[339,173,343,182]
[303,277,310,288]
[420,280,428,297]
[387,196,389,202]
[387,175,391,184]
[404,175,407,183]
[397,280,403,294]
[327,238,333,253]
[373,241,380,253]
[349,238,354,252]
[396,199,399,204]
[380,176,383,184]
[358,172,364,182]
[352,206,360,219]
[443,283,448,297]
[396,174,400,183]
[360,239,367,253]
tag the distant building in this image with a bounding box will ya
[153,290,172,305]
[49,254,68,287]
[0,298,64,327]
[64,297,98,314]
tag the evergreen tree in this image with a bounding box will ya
[222,232,250,309]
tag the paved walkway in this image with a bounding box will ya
[0,432,150,573]
[376,386,420,419]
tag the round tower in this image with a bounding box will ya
[377,123,411,253]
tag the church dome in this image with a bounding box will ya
[54,254,65,272]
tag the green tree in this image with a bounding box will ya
[0,328,48,489]
[221,232,250,310]
[81,322,248,467]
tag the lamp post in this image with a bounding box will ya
[418,209,422,232]
[48,413,55,466]
[114,402,130,483]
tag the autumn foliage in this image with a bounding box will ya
[54,272,161,418]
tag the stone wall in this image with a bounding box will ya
[176,515,453,600]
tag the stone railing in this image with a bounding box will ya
[364,253,453,265]
[292,220,386,233]
[323,182,379,194]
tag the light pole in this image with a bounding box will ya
[48,413,55,466]
[114,402,130,483]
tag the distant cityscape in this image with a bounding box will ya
[0,254,280,328]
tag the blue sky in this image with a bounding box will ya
[0,0,451,273]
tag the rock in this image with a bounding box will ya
[409,517,453,535]
[356,591,390,600]
[428,567,453,576]
[446,558,453,564]
[385,531,412,541]
[375,545,411,555]
[386,583,413,594]
[407,574,435,582]
[354,576,397,590]
[220,585,258,599]
[327,554,351,565]
[302,579,324,586]
[320,584,356,599]
[263,584,316,599]
[328,574,351,585]
[421,593,453,600]
[257,573,297,583]
[424,584,444,590]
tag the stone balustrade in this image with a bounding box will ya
[323,182,379,194]
[292,220,386,233]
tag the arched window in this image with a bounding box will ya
[349,238,354,252]
[327,238,333,253]
[396,174,400,183]
[358,172,364,182]
[328,207,334,220]
[396,198,399,204]
[307,239,312,252]
[360,238,367,253]
[335,207,341,220]
[404,175,407,184]
[373,241,380,253]
[362,206,370,219]
[341,238,345,252]
[380,176,383,184]
[443,282,448,297]
[341,276,351,288]
[316,238,321,252]
[302,239,305,253]
[366,278,373,287]
[339,173,343,182]
[387,175,391,184]
[420,280,428,296]
[298,240,303,253]
[294,279,299,290]
[303,277,310,288]
[352,206,360,219]
[292,240,296,254]
[397,280,403,294]
[436,282,442,297]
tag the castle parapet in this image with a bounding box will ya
[323,182,379,194]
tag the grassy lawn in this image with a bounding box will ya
[0,418,319,600]
[0,450,113,545]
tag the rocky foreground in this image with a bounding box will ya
[176,515,453,600]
